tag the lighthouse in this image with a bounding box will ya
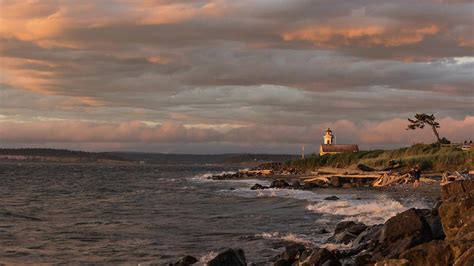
[323,128,334,145]
[319,128,359,156]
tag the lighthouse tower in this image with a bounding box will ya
[323,128,334,145]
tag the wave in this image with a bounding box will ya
[223,187,353,202]
[198,251,219,264]
[257,232,312,245]
[306,195,430,225]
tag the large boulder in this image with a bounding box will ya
[379,208,434,244]
[441,180,474,201]
[208,248,247,266]
[334,221,368,235]
[328,221,369,245]
[399,240,473,266]
[370,208,435,260]
[272,244,306,265]
[439,180,474,240]
[299,248,341,266]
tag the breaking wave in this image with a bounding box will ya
[257,232,312,245]
[306,195,430,225]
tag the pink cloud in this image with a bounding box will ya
[1,117,472,150]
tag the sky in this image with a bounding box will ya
[0,0,473,154]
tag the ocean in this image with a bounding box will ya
[0,163,432,264]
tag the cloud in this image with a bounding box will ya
[0,0,472,153]
[1,116,472,153]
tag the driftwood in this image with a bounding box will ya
[239,169,273,176]
[372,173,412,187]
[441,171,470,186]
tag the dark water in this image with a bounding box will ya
[0,163,430,264]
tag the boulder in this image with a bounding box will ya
[324,196,340,201]
[299,248,341,266]
[170,255,198,266]
[441,180,474,201]
[399,240,473,266]
[291,180,302,189]
[250,183,268,190]
[327,231,359,244]
[374,259,410,266]
[334,221,367,235]
[208,248,247,266]
[279,244,306,263]
[314,228,330,234]
[353,224,383,248]
[438,181,474,239]
[379,208,432,244]
[270,180,290,189]
[354,252,375,266]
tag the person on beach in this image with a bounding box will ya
[411,165,421,188]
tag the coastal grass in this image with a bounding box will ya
[286,144,473,172]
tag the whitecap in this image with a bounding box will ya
[306,195,430,225]
[257,232,312,245]
[198,251,219,263]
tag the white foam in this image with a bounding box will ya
[224,187,350,202]
[306,195,430,225]
[192,171,237,181]
[198,251,219,263]
[257,232,312,245]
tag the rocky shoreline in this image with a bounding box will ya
[169,180,473,265]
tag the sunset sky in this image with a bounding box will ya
[0,0,473,153]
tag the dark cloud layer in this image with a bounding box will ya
[0,0,473,152]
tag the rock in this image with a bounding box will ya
[369,208,434,260]
[354,252,375,266]
[327,231,359,244]
[208,248,247,266]
[328,221,368,244]
[353,224,383,247]
[324,196,340,201]
[423,209,445,240]
[454,246,474,266]
[270,179,290,189]
[441,180,474,201]
[273,259,291,266]
[374,259,410,266]
[250,183,268,190]
[330,176,341,187]
[170,255,198,266]
[279,244,306,263]
[299,248,341,266]
[291,180,301,189]
[334,221,367,235]
[399,240,473,266]
[314,228,329,234]
[379,208,432,244]
[438,180,474,240]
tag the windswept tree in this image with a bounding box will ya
[407,113,442,143]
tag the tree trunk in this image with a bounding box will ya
[431,124,441,143]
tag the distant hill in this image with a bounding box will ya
[286,144,473,172]
[107,152,298,166]
[0,148,297,165]
[0,148,130,164]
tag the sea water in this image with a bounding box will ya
[0,163,431,264]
